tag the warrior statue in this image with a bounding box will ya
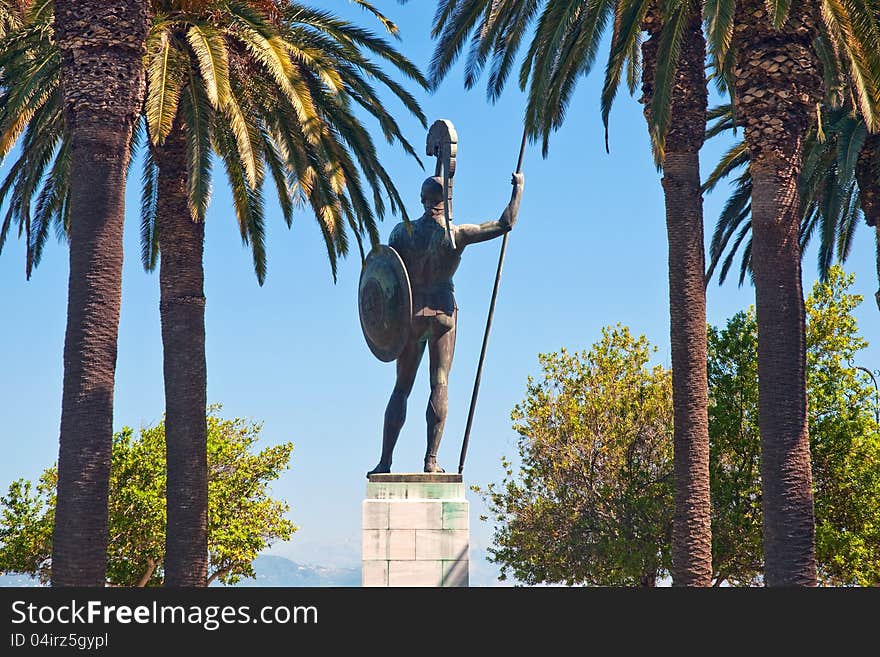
[364,169,524,476]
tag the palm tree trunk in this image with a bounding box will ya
[874,220,880,313]
[155,118,209,587]
[855,133,880,310]
[641,4,712,586]
[732,0,821,586]
[51,0,148,587]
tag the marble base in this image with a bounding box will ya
[362,473,469,587]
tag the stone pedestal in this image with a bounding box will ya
[362,473,469,587]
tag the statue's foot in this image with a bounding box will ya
[423,458,445,474]
[367,462,391,478]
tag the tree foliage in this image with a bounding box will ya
[704,104,880,288]
[483,268,880,586]
[709,267,880,586]
[479,326,674,586]
[407,0,678,158]
[0,0,428,280]
[705,308,763,584]
[0,406,295,586]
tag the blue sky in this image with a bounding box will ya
[2,2,880,586]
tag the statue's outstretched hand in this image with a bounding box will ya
[503,172,524,229]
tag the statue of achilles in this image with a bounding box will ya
[366,171,524,477]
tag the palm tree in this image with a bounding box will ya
[0,1,426,585]
[706,105,880,294]
[52,0,148,587]
[0,1,25,38]
[145,1,426,587]
[705,0,880,585]
[419,0,713,585]
[857,133,880,304]
[634,2,713,587]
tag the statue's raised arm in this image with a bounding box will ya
[455,173,524,249]
[362,117,528,477]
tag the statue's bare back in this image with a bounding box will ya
[367,173,524,477]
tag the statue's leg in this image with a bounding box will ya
[425,313,456,473]
[368,333,425,477]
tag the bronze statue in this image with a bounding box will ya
[364,170,524,476]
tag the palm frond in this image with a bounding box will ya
[766,0,793,29]
[144,29,187,145]
[817,0,880,130]
[534,0,616,156]
[182,67,214,222]
[705,103,736,139]
[1,0,426,284]
[704,0,735,85]
[140,146,160,272]
[213,122,268,284]
[427,0,494,87]
[0,42,59,157]
[602,0,649,151]
[703,141,749,193]
[260,126,294,227]
[648,0,696,160]
[30,134,70,273]
[186,22,232,109]
[348,0,400,38]
[219,89,260,189]
[706,168,752,287]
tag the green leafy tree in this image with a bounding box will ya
[0,471,55,579]
[709,266,880,586]
[0,407,295,586]
[705,310,763,585]
[484,268,880,586]
[807,269,880,585]
[479,326,674,587]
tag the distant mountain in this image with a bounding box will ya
[226,555,360,587]
[0,555,359,588]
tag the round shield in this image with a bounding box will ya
[358,245,412,362]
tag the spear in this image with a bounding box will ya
[458,127,528,474]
